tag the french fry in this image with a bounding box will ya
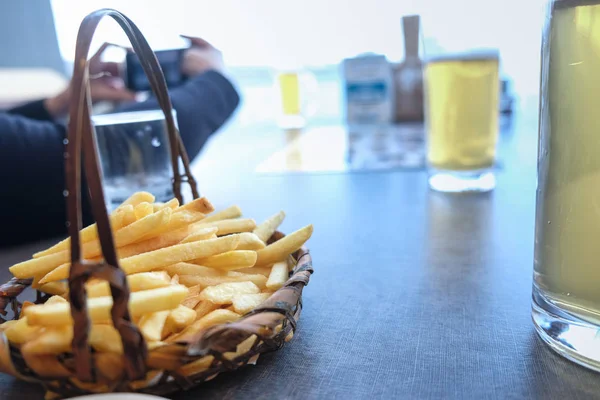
[194,250,257,271]
[30,273,44,289]
[32,205,136,258]
[146,348,186,370]
[40,235,240,282]
[181,285,202,308]
[4,317,40,344]
[153,198,180,212]
[172,309,241,343]
[118,235,240,275]
[38,282,68,296]
[179,285,202,309]
[35,262,69,284]
[253,211,286,243]
[165,305,196,333]
[46,295,67,304]
[179,273,267,290]
[134,202,154,220]
[187,285,202,297]
[179,227,219,244]
[193,301,220,320]
[224,335,257,360]
[138,311,170,341]
[11,208,173,279]
[20,352,71,378]
[178,356,215,376]
[89,324,123,353]
[20,323,146,356]
[255,224,313,266]
[0,320,17,332]
[266,261,289,291]
[10,251,71,280]
[231,293,271,314]
[174,197,214,214]
[198,281,259,305]
[117,191,155,209]
[24,285,188,326]
[285,331,294,342]
[164,262,225,278]
[115,226,190,259]
[85,272,171,298]
[127,271,171,291]
[235,232,266,251]
[121,206,139,226]
[110,207,173,248]
[20,301,35,319]
[192,218,256,236]
[21,326,72,354]
[165,198,180,209]
[200,205,242,223]
[235,266,273,276]
[140,210,206,241]
[182,295,202,309]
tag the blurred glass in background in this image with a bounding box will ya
[425,50,500,193]
[50,0,545,126]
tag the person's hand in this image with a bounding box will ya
[45,43,136,118]
[180,36,225,77]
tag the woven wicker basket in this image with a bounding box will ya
[0,8,313,398]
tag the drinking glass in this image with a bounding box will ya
[92,109,177,209]
[275,69,318,129]
[424,49,500,193]
[533,0,600,371]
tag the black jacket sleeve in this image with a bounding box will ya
[0,70,239,247]
[0,115,74,246]
[7,99,55,122]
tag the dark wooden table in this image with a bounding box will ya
[2,110,600,399]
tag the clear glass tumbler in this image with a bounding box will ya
[533,0,600,371]
[92,109,177,209]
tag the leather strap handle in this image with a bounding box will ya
[65,8,198,381]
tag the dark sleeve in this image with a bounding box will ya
[114,70,240,160]
[0,113,92,247]
[6,99,55,122]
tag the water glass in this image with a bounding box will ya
[92,109,177,209]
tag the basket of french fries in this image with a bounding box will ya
[0,9,313,399]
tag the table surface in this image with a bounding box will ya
[2,108,600,399]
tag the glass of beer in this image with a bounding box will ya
[424,49,500,192]
[275,69,318,129]
[533,0,600,372]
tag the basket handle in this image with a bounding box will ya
[65,8,197,381]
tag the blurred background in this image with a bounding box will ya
[0,0,546,175]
